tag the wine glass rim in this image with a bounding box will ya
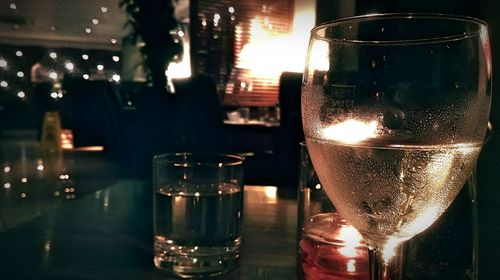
[311,13,488,45]
[153,152,244,167]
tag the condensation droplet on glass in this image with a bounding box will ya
[371,60,376,68]
[454,82,459,89]
[430,49,435,55]
[348,24,352,29]
[381,27,385,32]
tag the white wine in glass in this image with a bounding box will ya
[302,14,491,279]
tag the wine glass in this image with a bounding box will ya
[301,14,491,279]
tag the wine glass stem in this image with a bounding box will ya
[369,249,402,280]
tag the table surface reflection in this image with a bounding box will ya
[223,119,280,128]
[0,181,299,280]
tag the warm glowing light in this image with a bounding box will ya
[3,166,10,173]
[322,119,378,144]
[100,6,108,13]
[97,64,104,71]
[228,6,235,13]
[110,38,117,44]
[456,143,476,155]
[37,164,44,171]
[50,92,58,98]
[44,241,51,251]
[58,92,63,98]
[65,61,75,71]
[85,28,92,34]
[16,71,24,78]
[347,259,357,273]
[15,50,22,57]
[49,71,58,80]
[480,24,492,78]
[62,143,74,150]
[49,52,57,59]
[0,81,7,88]
[73,146,104,152]
[308,40,330,72]
[264,186,277,201]
[111,74,120,82]
[235,4,315,80]
[112,56,120,62]
[381,238,399,263]
[82,74,89,80]
[337,225,364,258]
[0,58,7,68]
[21,177,27,183]
[165,37,191,79]
[20,192,27,198]
[17,91,25,98]
[92,18,99,25]
[103,191,110,207]
[82,54,89,60]
[9,3,16,10]
[3,182,11,189]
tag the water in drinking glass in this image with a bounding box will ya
[306,139,480,255]
[154,182,242,276]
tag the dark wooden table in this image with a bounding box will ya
[0,181,299,280]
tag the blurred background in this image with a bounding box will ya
[0,0,498,278]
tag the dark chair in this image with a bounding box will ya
[63,78,119,150]
[276,72,304,188]
[118,83,177,177]
[173,75,225,153]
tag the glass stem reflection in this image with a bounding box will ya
[369,249,402,280]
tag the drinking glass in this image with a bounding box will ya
[301,14,491,280]
[153,153,244,278]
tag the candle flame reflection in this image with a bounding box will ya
[263,186,277,202]
[337,225,364,258]
[346,259,357,272]
[322,119,378,144]
[381,238,400,263]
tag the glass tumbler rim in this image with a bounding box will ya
[153,152,244,167]
[311,13,488,46]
